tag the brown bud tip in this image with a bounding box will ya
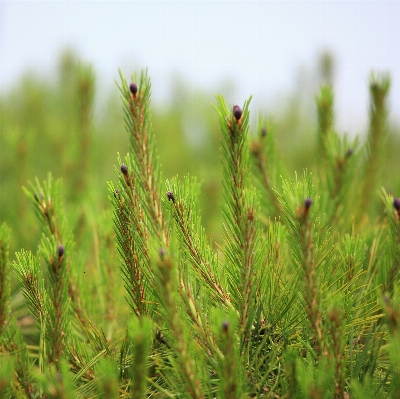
[304,198,313,208]
[222,321,229,332]
[233,105,242,120]
[129,83,138,95]
[261,127,267,138]
[346,148,353,158]
[167,191,175,203]
[394,198,400,210]
[120,164,128,175]
[57,245,65,258]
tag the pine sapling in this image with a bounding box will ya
[214,96,264,353]
[116,70,167,244]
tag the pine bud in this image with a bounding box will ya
[304,198,313,209]
[120,164,128,175]
[129,83,138,95]
[346,148,353,158]
[394,198,400,210]
[261,127,267,138]
[57,245,65,258]
[233,105,242,120]
[222,321,229,333]
[167,191,175,203]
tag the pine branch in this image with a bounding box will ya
[20,174,75,369]
[110,162,152,317]
[114,70,171,319]
[117,70,167,245]
[165,176,231,307]
[278,173,328,358]
[13,250,46,323]
[213,95,264,351]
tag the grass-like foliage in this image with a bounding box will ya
[1,69,400,398]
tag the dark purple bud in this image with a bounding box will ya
[233,105,242,120]
[222,321,229,332]
[167,191,175,203]
[346,148,353,158]
[57,245,65,258]
[129,83,138,95]
[394,198,400,210]
[261,127,267,138]
[120,164,128,175]
[304,198,313,209]
[159,247,166,259]
[114,189,120,198]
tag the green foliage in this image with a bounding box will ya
[1,63,400,398]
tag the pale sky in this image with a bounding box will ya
[1,1,400,134]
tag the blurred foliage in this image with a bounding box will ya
[1,48,400,255]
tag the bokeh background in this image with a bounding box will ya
[1,1,400,254]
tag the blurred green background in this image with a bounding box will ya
[1,49,400,256]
